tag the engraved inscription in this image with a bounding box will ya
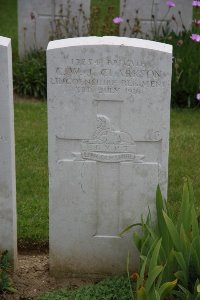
[49,55,168,95]
[82,151,135,163]
[71,114,145,163]
[0,136,8,142]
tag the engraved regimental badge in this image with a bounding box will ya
[79,115,144,163]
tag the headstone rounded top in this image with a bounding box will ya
[47,36,172,54]
[0,36,11,47]
[47,30,172,276]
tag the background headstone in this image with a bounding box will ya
[47,36,172,276]
[18,0,90,57]
[120,0,193,38]
[0,36,17,266]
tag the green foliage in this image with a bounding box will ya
[0,251,16,295]
[38,276,132,300]
[124,179,200,299]
[13,50,47,99]
[134,239,177,300]
[165,32,200,108]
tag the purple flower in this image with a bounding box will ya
[191,33,200,42]
[166,0,175,8]
[112,17,123,24]
[193,20,200,26]
[192,1,200,6]
[196,93,200,101]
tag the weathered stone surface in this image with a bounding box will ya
[18,0,90,56]
[47,36,172,276]
[0,36,17,266]
[120,0,192,37]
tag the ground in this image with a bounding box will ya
[4,251,96,300]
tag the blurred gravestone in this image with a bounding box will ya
[120,0,192,38]
[0,36,17,266]
[18,0,90,56]
[47,36,172,276]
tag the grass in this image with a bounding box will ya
[0,0,18,59]
[14,96,200,243]
[168,109,200,218]
[14,96,48,242]
[38,276,133,300]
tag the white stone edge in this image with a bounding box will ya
[0,36,11,47]
[47,36,172,54]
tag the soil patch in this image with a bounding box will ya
[3,252,97,300]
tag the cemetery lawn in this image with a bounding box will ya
[0,0,18,59]
[15,96,48,245]
[14,96,200,244]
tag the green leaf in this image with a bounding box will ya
[154,289,160,300]
[175,271,187,286]
[133,232,142,251]
[144,223,158,241]
[159,279,177,299]
[156,186,170,241]
[191,243,200,275]
[118,223,142,237]
[173,251,188,284]
[140,233,152,256]
[179,224,190,258]
[191,206,200,239]
[149,238,162,272]
[163,249,177,282]
[177,181,191,232]
[188,177,195,205]
[178,284,191,296]
[137,256,148,289]
[173,251,187,272]
[145,265,163,292]
[163,211,181,251]
[136,286,146,300]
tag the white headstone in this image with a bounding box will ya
[120,0,192,38]
[47,36,172,276]
[18,0,90,56]
[0,36,17,266]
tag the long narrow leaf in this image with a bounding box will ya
[191,206,200,239]
[118,223,142,237]
[159,279,177,299]
[156,186,167,235]
[179,225,190,258]
[188,178,195,205]
[163,211,181,251]
[149,238,162,272]
[136,286,146,300]
[177,181,191,232]
[173,251,188,284]
[137,256,148,289]
[145,265,163,292]
[175,270,188,286]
